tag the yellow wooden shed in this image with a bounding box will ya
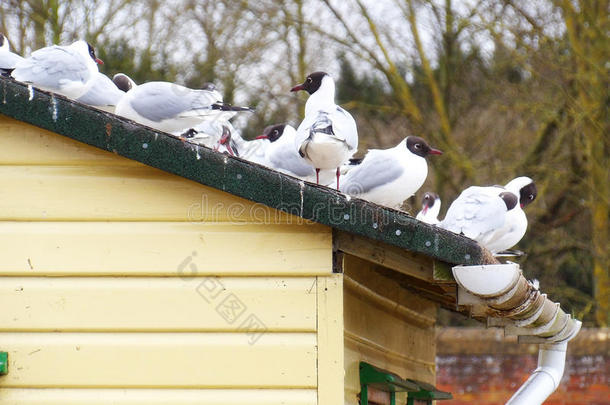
[0,77,499,405]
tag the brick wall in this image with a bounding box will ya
[436,328,610,405]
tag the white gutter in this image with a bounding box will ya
[452,263,581,405]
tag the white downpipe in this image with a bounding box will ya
[506,342,567,405]
[452,264,579,405]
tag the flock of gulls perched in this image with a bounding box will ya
[0,36,538,256]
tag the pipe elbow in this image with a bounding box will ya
[532,366,563,390]
[506,343,568,405]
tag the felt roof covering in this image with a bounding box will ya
[0,76,497,266]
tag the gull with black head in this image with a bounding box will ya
[489,177,537,253]
[12,40,103,99]
[339,136,442,209]
[115,81,252,134]
[292,72,358,188]
[112,73,137,92]
[255,123,320,181]
[440,177,537,254]
[416,192,442,225]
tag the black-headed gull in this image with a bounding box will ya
[440,177,537,253]
[292,72,358,188]
[186,123,268,161]
[339,136,442,208]
[416,192,441,225]
[182,120,232,149]
[12,40,103,99]
[488,176,537,253]
[255,123,319,180]
[112,73,137,92]
[0,33,24,75]
[210,128,269,162]
[114,81,252,134]
[76,72,125,112]
[114,77,238,144]
[182,119,247,157]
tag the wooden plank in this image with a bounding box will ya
[0,222,332,276]
[334,231,435,283]
[0,277,317,332]
[0,388,317,405]
[343,275,435,328]
[0,116,141,166]
[344,331,435,376]
[344,256,438,322]
[0,332,316,388]
[316,274,344,405]
[0,165,298,222]
[343,286,436,371]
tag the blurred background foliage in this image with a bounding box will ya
[1,0,607,326]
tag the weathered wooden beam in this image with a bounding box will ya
[334,230,435,283]
[372,266,458,310]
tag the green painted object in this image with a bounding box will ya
[360,362,452,405]
[405,377,452,404]
[0,352,7,375]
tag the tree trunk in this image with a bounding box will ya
[561,0,610,326]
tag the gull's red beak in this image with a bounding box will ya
[95,58,104,65]
[290,84,304,92]
[428,148,443,155]
[254,135,269,140]
[422,206,429,215]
